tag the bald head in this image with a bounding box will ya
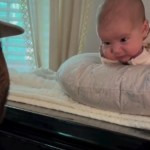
[97,0,146,30]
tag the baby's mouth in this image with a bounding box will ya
[116,55,131,62]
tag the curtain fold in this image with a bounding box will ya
[29,0,50,69]
[50,0,83,71]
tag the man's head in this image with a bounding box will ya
[0,21,24,122]
[0,20,24,38]
[97,0,149,63]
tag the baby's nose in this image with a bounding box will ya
[112,44,122,55]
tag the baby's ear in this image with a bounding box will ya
[142,20,149,39]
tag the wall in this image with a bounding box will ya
[84,0,150,53]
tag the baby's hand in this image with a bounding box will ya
[99,45,103,57]
[99,45,117,60]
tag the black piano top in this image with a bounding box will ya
[0,102,149,150]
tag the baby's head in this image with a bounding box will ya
[97,0,149,63]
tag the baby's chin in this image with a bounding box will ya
[118,57,131,63]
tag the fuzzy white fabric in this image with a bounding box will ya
[7,67,150,130]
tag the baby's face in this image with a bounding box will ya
[98,19,148,63]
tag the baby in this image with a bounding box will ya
[97,0,150,65]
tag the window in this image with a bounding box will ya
[0,0,36,72]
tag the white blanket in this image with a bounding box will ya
[8,68,150,130]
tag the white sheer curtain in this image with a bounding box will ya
[29,0,95,71]
[78,0,93,53]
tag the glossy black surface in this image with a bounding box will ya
[0,106,150,150]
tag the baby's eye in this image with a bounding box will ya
[103,42,111,46]
[120,37,128,42]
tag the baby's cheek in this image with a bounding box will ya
[127,44,142,56]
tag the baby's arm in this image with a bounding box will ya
[130,47,150,65]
